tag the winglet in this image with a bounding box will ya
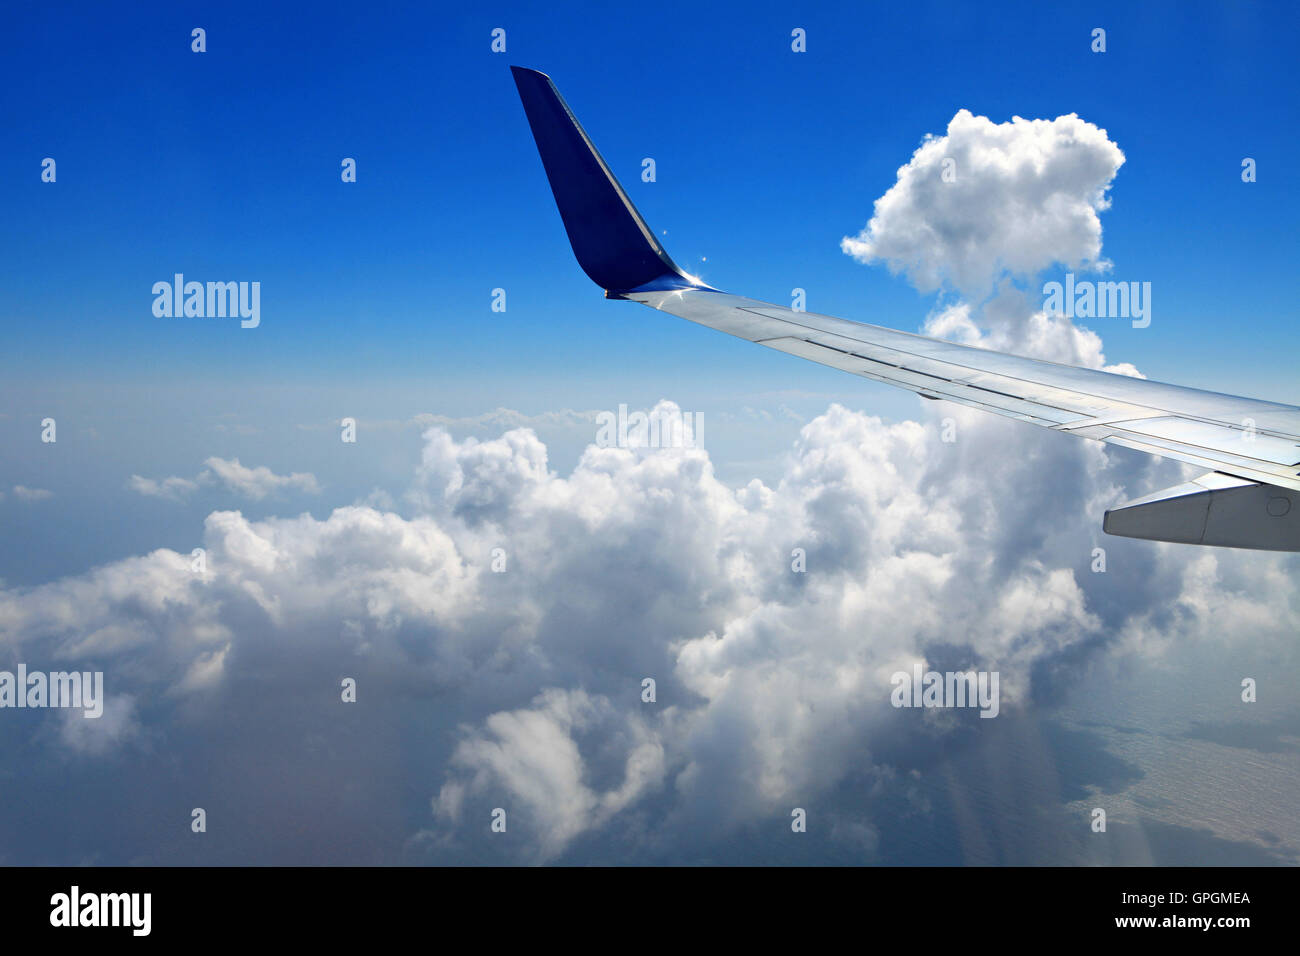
[511,66,712,297]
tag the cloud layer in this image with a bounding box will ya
[3,400,1296,861]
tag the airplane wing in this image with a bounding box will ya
[511,66,1300,551]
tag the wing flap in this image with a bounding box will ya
[1104,473,1299,550]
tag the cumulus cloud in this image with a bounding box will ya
[432,688,664,862]
[842,109,1125,295]
[128,457,320,501]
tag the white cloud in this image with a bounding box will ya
[842,109,1125,295]
[201,457,320,500]
[432,688,664,861]
[58,695,139,755]
[11,485,53,502]
[127,474,201,501]
[127,458,320,502]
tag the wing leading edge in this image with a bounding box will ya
[511,66,1300,550]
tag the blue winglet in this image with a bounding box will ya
[511,66,713,297]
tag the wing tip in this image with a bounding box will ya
[510,65,549,80]
[512,65,702,295]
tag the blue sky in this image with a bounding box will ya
[1,2,1298,867]
[2,0,1297,399]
